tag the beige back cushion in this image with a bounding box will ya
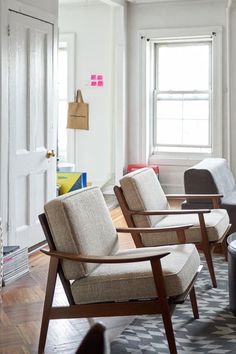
[120,168,169,227]
[44,187,119,280]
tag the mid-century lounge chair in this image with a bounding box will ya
[114,168,231,288]
[38,186,201,354]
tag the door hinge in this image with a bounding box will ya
[7,24,10,36]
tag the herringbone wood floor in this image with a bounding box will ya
[0,207,134,354]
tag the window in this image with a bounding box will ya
[154,38,212,154]
[140,27,222,161]
[58,33,75,163]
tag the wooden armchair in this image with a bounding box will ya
[38,186,202,354]
[114,168,231,288]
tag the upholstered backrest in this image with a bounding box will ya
[44,187,119,280]
[184,158,235,197]
[120,168,169,227]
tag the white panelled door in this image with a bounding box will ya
[8,11,56,249]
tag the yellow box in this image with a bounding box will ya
[57,172,87,195]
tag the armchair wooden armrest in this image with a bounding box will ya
[116,224,193,233]
[130,209,211,216]
[127,210,210,245]
[41,249,170,264]
[166,193,223,199]
[166,194,223,208]
[116,225,193,244]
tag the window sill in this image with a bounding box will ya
[149,152,214,166]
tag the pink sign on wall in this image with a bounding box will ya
[90,74,104,87]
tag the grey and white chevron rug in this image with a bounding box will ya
[111,255,236,354]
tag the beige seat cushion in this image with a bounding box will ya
[141,209,229,247]
[71,244,200,304]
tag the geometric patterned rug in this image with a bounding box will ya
[111,255,236,354]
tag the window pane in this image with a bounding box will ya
[158,44,210,91]
[183,100,209,120]
[156,119,182,145]
[157,100,182,120]
[183,120,209,146]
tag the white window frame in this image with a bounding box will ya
[139,26,222,164]
[58,33,76,164]
[154,39,212,152]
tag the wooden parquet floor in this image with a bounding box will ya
[0,207,134,354]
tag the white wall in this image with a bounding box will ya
[127,0,230,193]
[59,3,114,186]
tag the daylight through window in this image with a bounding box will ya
[154,38,212,153]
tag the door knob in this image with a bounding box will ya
[46,149,55,159]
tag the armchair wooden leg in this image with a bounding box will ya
[203,247,217,288]
[162,308,178,354]
[151,258,178,354]
[189,286,199,319]
[38,257,59,354]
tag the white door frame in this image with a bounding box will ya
[0,0,58,245]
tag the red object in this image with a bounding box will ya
[127,164,160,174]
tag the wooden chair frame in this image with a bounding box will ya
[38,213,201,354]
[114,186,231,289]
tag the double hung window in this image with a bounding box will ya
[153,38,212,154]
